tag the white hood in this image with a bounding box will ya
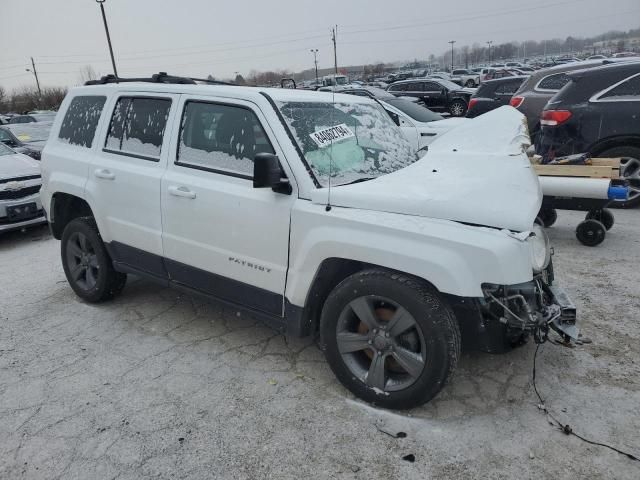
[311,107,542,232]
[0,151,41,181]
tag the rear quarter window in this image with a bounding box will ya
[58,96,106,148]
[536,73,570,91]
[599,74,640,100]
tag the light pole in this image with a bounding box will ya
[25,57,41,97]
[448,40,456,72]
[95,0,118,78]
[486,41,493,63]
[310,49,319,85]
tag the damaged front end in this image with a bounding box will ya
[451,261,579,353]
[481,273,578,347]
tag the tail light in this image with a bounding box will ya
[468,98,478,110]
[510,96,525,108]
[541,110,572,126]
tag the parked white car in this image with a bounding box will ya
[40,79,577,409]
[0,143,45,233]
[451,69,480,87]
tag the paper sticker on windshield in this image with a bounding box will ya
[309,124,355,148]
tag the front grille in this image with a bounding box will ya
[0,185,41,200]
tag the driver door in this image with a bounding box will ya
[423,81,446,111]
[160,95,295,316]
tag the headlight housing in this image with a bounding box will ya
[528,224,551,273]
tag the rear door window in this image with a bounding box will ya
[58,96,106,148]
[105,97,172,160]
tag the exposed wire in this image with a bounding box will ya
[532,344,639,462]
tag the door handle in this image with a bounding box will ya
[94,169,115,180]
[168,185,196,199]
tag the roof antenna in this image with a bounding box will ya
[326,84,335,212]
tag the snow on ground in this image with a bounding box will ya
[0,209,639,479]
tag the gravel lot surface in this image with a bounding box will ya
[1,210,639,479]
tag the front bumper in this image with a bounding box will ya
[0,191,46,233]
[481,276,579,345]
[0,214,46,233]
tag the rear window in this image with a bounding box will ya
[537,73,570,91]
[495,79,523,95]
[58,96,106,148]
[105,97,171,159]
[600,74,640,100]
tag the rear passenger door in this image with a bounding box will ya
[160,96,295,316]
[85,93,178,279]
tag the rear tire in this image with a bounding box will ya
[596,146,640,208]
[465,79,476,88]
[319,269,460,409]
[61,217,127,302]
[449,99,467,117]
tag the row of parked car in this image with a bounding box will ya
[465,59,640,207]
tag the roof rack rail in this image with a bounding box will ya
[85,72,236,86]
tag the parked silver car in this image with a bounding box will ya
[0,143,45,233]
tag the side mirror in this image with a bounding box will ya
[441,87,447,95]
[253,153,291,194]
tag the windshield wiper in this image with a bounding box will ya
[343,177,375,185]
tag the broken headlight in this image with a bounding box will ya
[528,224,551,273]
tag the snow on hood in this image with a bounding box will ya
[428,106,531,156]
[311,107,541,232]
[0,151,41,180]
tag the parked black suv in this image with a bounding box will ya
[466,76,527,118]
[537,61,640,207]
[387,78,473,116]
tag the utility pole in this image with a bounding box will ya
[96,0,118,78]
[25,57,42,97]
[310,49,319,85]
[486,41,493,63]
[331,26,338,74]
[448,40,456,72]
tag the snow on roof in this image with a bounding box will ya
[71,83,376,105]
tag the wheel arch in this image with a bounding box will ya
[589,135,640,156]
[298,258,442,335]
[49,192,94,239]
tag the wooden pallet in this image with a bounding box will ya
[531,157,620,179]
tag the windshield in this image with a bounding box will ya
[384,98,443,123]
[0,143,14,156]
[0,128,18,144]
[438,79,463,91]
[276,100,415,187]
[335,76,349,85]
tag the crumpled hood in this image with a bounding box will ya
[0,151,41,180]
[311,107,542,232]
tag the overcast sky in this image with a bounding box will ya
[1,0,639,90]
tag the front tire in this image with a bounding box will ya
[465,79,476,88]
[320,269,460,409]
[61,217,127,302]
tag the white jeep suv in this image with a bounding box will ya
[40,75,577,409]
